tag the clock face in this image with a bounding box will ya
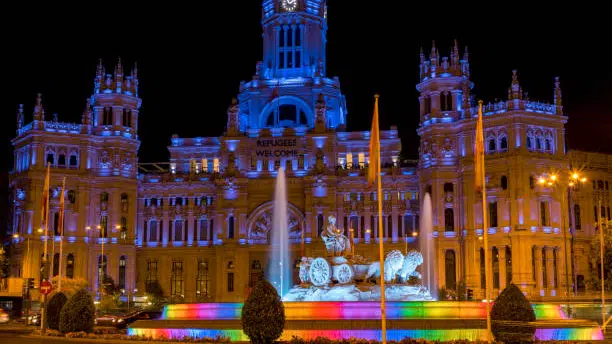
[282,0,297,11]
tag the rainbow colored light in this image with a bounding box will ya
[129,301,603,341]
[161,301,567,321]
[128,327,603,342]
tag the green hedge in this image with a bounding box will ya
[59,288,95,333]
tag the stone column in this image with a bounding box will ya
[391,205,398,243]
[162,210,169,247]
[546,246,556,294]
[498,246,507,291]
[187,211,194,246]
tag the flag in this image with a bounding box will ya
[41,163,50,229]
[58,178,65,237]
[368,95,381,188]
[474,100,485,193]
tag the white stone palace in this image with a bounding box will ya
[3,0,612,309]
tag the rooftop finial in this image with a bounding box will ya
[33,93,44,121]
[82,98,92,125]
[430,40,437,61]
[419,47,425,63]
[554,76,563,109]
[463,46,469,62]
[17,104,24,130]
[509,70,521,100]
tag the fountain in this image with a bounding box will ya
[268,167,291,297]
[127,179,604,342]
[283,215,433,302]
[419,193,436,298]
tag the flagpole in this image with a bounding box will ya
[477,101,493,342]
[374,94,387,344]
[58,178,66,292]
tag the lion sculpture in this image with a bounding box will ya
[365,249,424,283]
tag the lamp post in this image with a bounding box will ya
[537,171,586,301]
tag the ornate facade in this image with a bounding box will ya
[6,0,612,304]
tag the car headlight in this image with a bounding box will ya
[118,319,124,323]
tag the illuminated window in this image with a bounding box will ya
[213,158,219,173]
[120,217,127,240]
[202,158,208,172]
[358,153,365,168]
[574,204,581,230]
[66,254,74,278]
[170,260,184,297]
[346,153,353,168]
[196,259,210,299]
[493,247,500,289]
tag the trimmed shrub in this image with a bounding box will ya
[59,288,95,333]
[241,278,285,344]
[45,291,67,330]
[490,283,536,343]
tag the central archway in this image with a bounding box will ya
[259,96,313,129]
[246,201,304,244]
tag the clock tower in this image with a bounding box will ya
[261,0,327,79]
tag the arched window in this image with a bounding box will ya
[526,136,533,149]
[545,138,552,151]
[69,155,77,167]
[174,219,183,241]
[500,137,508,151]
[100,192,109,203]
[488,138,496,152]
[149,219,158,242]
[58,154,66,166]
[228,216,235,239]
[122,108,130,127]
[66,254,74,279]
[199,218,208,241]
[121,193,128,212]
[492,247,500,289]
[501,176,508,190]
[387,215,393,238]
[120,217,127,240]
[445,250,456,290]
[574,204,582,230]
[266,104,308,128]
[176,197,183,206]
[536,137,542,150]
[444,208,454,232]
[53,212,60,236]
[397,215,403,238]
[505,246,512,285]
[119,256,126,289]
[46,153,54,165]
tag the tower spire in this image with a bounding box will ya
[554,76,563,114]
[419,47,425,64]
[82,98,92,125]
[430,40,437,63]
[17,104,24,130]
[509,70,522,100]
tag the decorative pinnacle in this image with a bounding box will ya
[374,94,380,99]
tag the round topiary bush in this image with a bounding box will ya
[241,278,285,344]
[490,283,536,343]
[59,288,95,333]
[45,292,67,330]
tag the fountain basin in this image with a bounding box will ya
[128,302,604,341]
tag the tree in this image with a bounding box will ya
[490,283,536,344]
[45,292,67,331]
[59,288,95,333]
[241,278,285,344]
[587,228,612,291]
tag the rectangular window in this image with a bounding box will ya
[213,158,219,173]
[202,158,208,172]
[146,259,158,291]
[170,260,183,297]
[196,259,210,299]
[358,153,365,168]
[199,218,208,241]
[279,52,285,69]
[346,153,353,168]
[227,272,234,292]
[489,202,498,228]
[540,201,549,226]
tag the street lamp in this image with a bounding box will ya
[537,170,587,300]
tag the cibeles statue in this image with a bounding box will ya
[320,216,351,257]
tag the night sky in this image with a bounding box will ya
[2,4,611,170]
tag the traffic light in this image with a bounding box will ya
[466,288,473,301]
[27,278,35,290]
